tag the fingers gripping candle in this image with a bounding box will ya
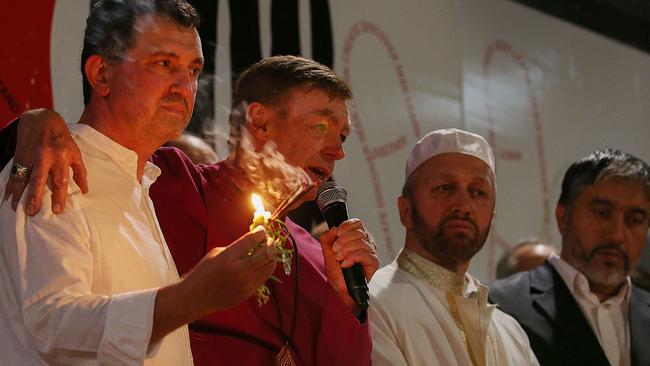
[249,193,294,306]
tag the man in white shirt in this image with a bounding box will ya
[369,128,539,365]
[490,149,650,366]
[0,1,276,364]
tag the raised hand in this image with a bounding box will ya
[320,218,380,313]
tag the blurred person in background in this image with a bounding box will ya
[166,132,219,164]
[495,238,556,279]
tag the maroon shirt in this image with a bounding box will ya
[150,147,371,366]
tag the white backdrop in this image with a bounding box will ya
[50,0,650,281]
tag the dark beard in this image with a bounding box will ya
[411,203,488,266]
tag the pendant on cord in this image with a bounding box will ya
[275,344,297,366]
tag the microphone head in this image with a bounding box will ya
[316,180,348,211]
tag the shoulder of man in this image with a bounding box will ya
[151,146,213,192]
[488,270,535,308]
[369,263,414,329]
[631,283,650,305]
[370,262,417,305]
[152,146,197,173]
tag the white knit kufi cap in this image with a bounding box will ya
[405,128,496,181]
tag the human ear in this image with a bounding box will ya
[555,204,568,235]
[398,195,414,230]
[245,102,271,142]
[84,55,111,97]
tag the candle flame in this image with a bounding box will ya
[251,193,265,213]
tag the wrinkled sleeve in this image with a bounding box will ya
[316,284,372,365]
[369,294,409,366]
[0,163,160,365]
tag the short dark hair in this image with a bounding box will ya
[228,55,353,150]
[81,0,200,105]
[558,148,650,207]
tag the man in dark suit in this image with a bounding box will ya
[489,149,650,366]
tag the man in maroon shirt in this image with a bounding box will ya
[3,55,378,365]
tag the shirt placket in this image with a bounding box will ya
[597,303,620,366]
[140,185,177,276]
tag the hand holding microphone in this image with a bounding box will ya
[317,180,379,311]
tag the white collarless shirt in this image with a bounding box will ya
[549,255,630,366]
[0,124,192,365]
[370,249,539,366]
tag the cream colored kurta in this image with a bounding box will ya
[0,124,192,365]
[369,249,539,366]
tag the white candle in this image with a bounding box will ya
[251,193,271,230]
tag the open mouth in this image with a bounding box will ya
[307,167,328,183]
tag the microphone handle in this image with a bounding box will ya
[342,264,369,309]
[322,203,370,309]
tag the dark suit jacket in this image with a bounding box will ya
[489,261,650,366]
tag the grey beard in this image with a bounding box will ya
[572,244,630,288]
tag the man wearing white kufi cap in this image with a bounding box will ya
[369,128,539,365]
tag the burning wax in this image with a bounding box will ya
[251,193,271,230]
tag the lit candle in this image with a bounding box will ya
[250,193,271,230]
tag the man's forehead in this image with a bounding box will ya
[578,179,650,210]
[130,14,202,54]
[282,88,350,119]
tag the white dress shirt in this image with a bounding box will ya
[370,249,539,366]
[549,255,630,366]
[0,124,193,365]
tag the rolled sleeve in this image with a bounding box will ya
[98,289,160,365]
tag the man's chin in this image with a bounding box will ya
[577,260,628,288]
[307,186,318,200]
[444,232,476,245]
[426,236,482,262]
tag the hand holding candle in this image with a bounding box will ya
[249,193,294,307]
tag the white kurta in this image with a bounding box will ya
[0,124,192,365]
[369,250,539,366]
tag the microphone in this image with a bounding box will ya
[316,180,370,310]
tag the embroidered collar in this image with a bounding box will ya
[397,248,472,296]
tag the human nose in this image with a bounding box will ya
[169,68,196,99]
[450,189,472,216]
[604,214,625,245]
[323,134,345,161]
